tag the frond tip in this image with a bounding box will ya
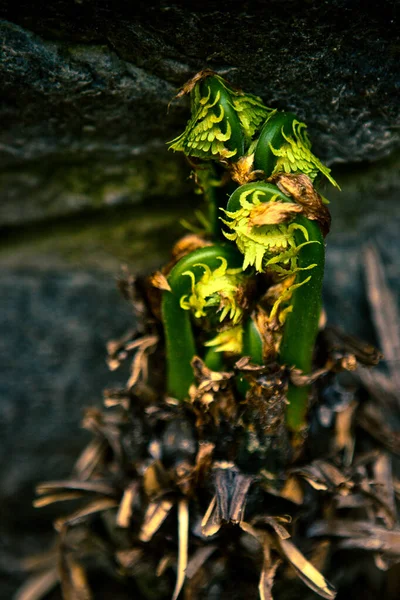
[222,186,311,273]
[179,257,247,325]
[270,120,339,188]
[168,72,273,161]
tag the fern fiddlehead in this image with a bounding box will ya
[165,71,338,433]
[162,244,248,400]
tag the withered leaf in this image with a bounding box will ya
[143,461,171,499]
[322,326,382,367]
[139,498,174,542]
[14,569,59,600]
[259,554,281,600]
[201,496,221,537]
[149,271,171,292]
[309,520,400,556]
[363,244,400,392]
[116,548,143,571]
[229,153,264,185]
[116,482,140,528]
[239,522,280,600]
[54,497,118,531]
[270,172,331,236]
[72,438,107,481]
[249,200,303,227]
[34,493,85,508]
[36,480,116,498]
[58,550,92,600]
[334,401,357,465]
[373,453,397,528]
[276,537,336,599]
[186,546,218,580]
[171,498,189,600]
[252,516,292,540]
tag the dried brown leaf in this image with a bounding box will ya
[149,271,171,292]
[116,482,139,528]
[34,493,85,508]
[229,153,264,185]
[143,461,171,499]
[186,546,218,579]
[21,550,58,573]
[170,234,212,263]
[201,496,221,537]
[54,497,118,531]
[238,522,280,600]
[279,476,304,505]
[116,548,143,571]
[270,172,331,236]
[171,498,189,600]
[36,480,115,497]
[139,498,174,543]
[363,244,400,393]
[276,537,336,599]
[309,520,400,555]
[259,554,281,600]
[173,69,216,100]
[373,453,397,528]
[14,569,59,600]
[126,335,158,389]
[82,408,124,462]
[229,474,253,524]
[192,442,215,485]
[293,460,352,495]
[58,550,92,600]
[323,326,382,367]
[72,438,107,481]
[252,516,292,540]
[334,401,357,465]
[249,201,303,227]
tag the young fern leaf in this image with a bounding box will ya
[223,182,325,431]
[179,256,246,325]
[222,182,309,274]
[161,245,245,400]
[253,112,340,189]
[204,325,244,354]
[169,73,272,161]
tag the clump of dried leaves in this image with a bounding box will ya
[18,245,400,600]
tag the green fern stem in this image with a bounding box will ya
[280,219,324,431]
[162,245,243,400]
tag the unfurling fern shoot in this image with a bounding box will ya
[166,71,338,433]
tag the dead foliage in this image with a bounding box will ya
[18,245,400,600]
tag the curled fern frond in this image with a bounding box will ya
[169,73,272,161]
[254,112,340,188]
[179,256,246,325]
[162,245,245,400]
[222,182,308,273]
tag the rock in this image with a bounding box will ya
[0,1,399,227]
[0,269,133,594]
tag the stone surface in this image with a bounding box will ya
[0,0,399,227]
[0,270,133,595]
